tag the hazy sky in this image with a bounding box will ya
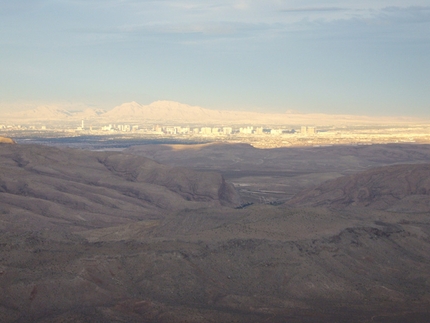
[1,1,429,115]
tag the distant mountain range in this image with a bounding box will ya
[2,100,421,126]
[6,105,106,121]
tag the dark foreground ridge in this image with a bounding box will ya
[0,144,429,322]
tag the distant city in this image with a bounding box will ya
[1,120,311,136]
[2,119,430,149]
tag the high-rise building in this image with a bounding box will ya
[301,126,307,134]
[200,127,212,134]
[240,126,253,134]
[223,127,233,134]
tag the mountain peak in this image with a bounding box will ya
[149,100,196,109]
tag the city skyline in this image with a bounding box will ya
[1,1,429,116]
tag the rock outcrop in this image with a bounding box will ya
[0,136,15,144]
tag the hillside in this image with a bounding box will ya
[0,144,240,233]
[126,142,430,203]
[0,144,429,322]
[288,163,430,212]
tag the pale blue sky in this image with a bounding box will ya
[1,1,429,115]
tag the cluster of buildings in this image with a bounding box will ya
[0,124,44,130]
[73,122,319,136]
[100,124,139,132]
[149,125,315,136]
[300,126,316,135]
[0,121,317,137]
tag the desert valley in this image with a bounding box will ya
[3,0,430,321]
[0,125,429,322]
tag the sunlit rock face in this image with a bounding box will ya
[0,136,15,144]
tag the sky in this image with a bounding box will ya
[1,0,429,116]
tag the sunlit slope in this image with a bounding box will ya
[0,144,241,232]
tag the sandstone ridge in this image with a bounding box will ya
[0,136,15,144]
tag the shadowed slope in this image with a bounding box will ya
[2,205,430,323]
[1,145,430,322]
[288,163,430,212]
[100,153,240,206]
[125,143,430,203]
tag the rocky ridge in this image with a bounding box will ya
[0,144,241,232]
[1,144,430,322]
[288,163,430,212]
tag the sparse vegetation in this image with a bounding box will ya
[1,142,430,322]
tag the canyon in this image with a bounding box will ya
[0,141,429,322]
